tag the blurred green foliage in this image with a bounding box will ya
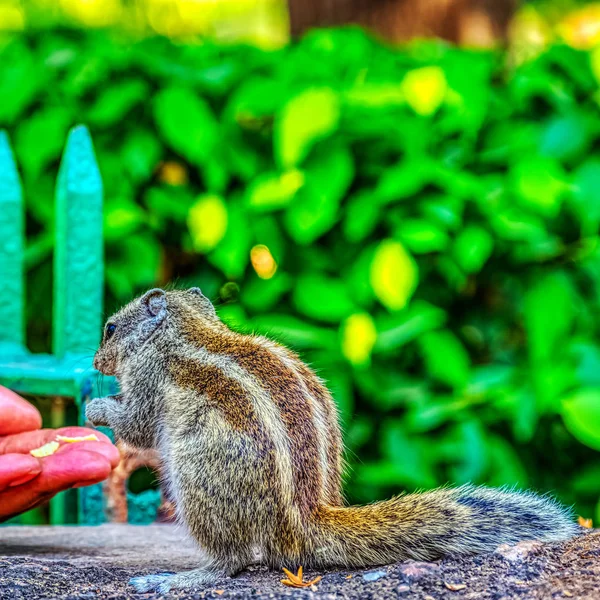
[2,27,600,519]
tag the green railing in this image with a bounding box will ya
[0,125,117,524]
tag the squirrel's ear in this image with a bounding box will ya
[141,288,167,318]
[188,287,217,318]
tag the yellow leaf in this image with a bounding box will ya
[370,240,419,311]
[187,194,228,253]
[250,245,277,279]
[401,66,447,116]
[591,46,600,84]
[341,313,377,366]
[276,88,340,167]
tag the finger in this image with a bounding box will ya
[0,387,42,436]
[40,448,113,489]
[0,427,113,454]
[0,454,42,491]
[0,449,112,522]
[56,439,120,469]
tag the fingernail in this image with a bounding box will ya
[9,472,40,487]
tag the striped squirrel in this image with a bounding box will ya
[85,288,578,593]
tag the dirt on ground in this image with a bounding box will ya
[0,524,597,599]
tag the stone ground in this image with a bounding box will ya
[0,525,598,599]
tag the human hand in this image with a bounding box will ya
[0,386,120,522]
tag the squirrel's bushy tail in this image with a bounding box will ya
[311,485,578,567]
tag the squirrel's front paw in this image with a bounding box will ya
[85,396,119,427]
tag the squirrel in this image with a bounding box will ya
[85,288,579,593]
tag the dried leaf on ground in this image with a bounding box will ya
[444,582,467,591]
[281,566,322,588]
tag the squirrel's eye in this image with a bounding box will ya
[105,323,116,340]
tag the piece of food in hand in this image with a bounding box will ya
[30,441,60,457]
[56,434,99,443]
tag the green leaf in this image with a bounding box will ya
[88,80,148,127]
[121,129,162,182]
[217,303,248,330]
[440,420,488,483]
[247,169,304,212]
[0,43,42,123]
[227,75,283,123]
[376,158,433,204]
[154,86,218,165]
[524,273,575,411]
[540,112,590,162]
[562,388,600,451]
[420,195,463,231]
[241,273,292,313]
[208,200,251,279]
[104,198,146,241]
[524,272,573,364]
[251,314,337,350]
[491,209,546,242]
[346,245,376,309]
[379,420,438,487]
[375,301,447,353]
[144,186,194,226]
[453,226,494,274]
[284,145,353,244]
[571,158,600,234]
[486,436,528,487]
[419,330,470,389]
[574,343,600,387]
[343,191,380,243]
[511,157,567,218]
[406,395,467,432]
[396,219,449,254]
[106,233,161,301]
[293,273,356,323]
[15,107,71,177]
[572,462,600,495]
[342,83,404,109]
[275,87,340,168]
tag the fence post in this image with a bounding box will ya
[53,125,104,360]
[0,131,26,356]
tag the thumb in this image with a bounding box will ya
[0,453,42,491]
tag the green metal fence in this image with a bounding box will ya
[0,125,116,524]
